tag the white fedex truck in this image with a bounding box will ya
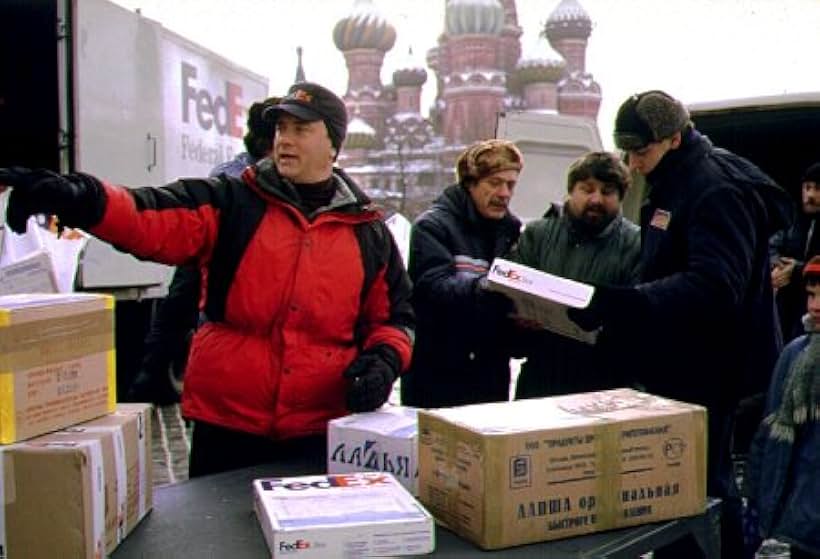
[0,0,268,386]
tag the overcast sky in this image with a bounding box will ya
[109,0,820,149]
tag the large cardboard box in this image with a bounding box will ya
[254,472,435,557]
[0,403,153,558]
[417,389,706,549]
[328,405,419,495]
[486,257,598,344]
[0,293,116,444]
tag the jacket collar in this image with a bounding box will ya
[437,183,522,234]
[249,159,374,216]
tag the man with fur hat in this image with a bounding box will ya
[568,89,793,557]
[401,139,523,408]
[746,256,820,558]
[770,162,820,342]
[0,81,414,477]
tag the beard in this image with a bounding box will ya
[569,205,617,236]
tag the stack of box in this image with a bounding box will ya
[0,293,153,558]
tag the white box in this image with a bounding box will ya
[0,250,59,295]
[253,472,435,558]
[328,406,418,495]
[486,257,598,344]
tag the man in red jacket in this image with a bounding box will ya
[0,82,414,477]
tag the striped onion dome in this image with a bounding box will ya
[445,0,504,36]
[333,0,396,52]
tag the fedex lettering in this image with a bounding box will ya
[491,263,533,286]
[279,539,311,552]
[259,473,391,491]
[181,61,243,138]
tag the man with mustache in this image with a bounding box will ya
[508,151,641,399]
[770,162,820,342]
[401,139,523,408]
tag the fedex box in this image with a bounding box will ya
[0,403,153,558]
[417,389,706,549]
[254,472,435,557]
[0,293,116,443]
[328,406,418,494]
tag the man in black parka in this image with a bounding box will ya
[570,90,793,557]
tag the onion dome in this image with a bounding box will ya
[333,0,396,52]
[513,57,566,87]
[344,117,377,149]
[445,0,505,37]
[393,66,427,88]
[393,48,428,87]
[544,0,592,43]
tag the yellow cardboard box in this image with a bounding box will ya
[0,403,153,558]
[417,388,706,549]
[0,293,116,444]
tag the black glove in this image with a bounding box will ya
[475,274,515,318]
[567,284,649,332]
[343,345,401,413]
[0,167,106,234]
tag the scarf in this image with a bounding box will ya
[764,313,820,442]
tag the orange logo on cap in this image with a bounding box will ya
[290,89,313,103]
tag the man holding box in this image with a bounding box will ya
[401,139,522,408]
[509,151,641,399]
[568,90,793,556]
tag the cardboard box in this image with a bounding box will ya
[0,293,116,444]
[417,389,706,549]
[328,405,418,495]
[0,403,153,558]
[486,257,598,344]
[254,472,435,557]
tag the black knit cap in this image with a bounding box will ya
[614,90,690,151]
[802,162,820,184]
[262,82,348,152]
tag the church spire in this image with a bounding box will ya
[294,46,306,82]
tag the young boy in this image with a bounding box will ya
[746,255,820,558]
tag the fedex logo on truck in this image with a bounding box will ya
[181,61,244,138]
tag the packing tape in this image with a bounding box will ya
[593,420,621,530]
[79,425,128,544]
[0,310,113,371]
[0,373,15,444]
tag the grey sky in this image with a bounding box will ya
[110,0,820,148]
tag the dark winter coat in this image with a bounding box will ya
[746,335,820,555]
[509,203,641,398]
[769,214,820,341]
[634,130,792,409]
[401,184,521,408]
